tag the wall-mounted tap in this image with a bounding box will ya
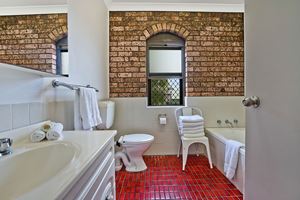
[233,119,238,126]
[225,120,233,128]
[0,138,13,156]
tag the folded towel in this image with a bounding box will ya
[182,132,205,138]
[180,125,204,132]
[179,121,204,127]
[181,129,204,135]
[46,122,63,140]
[30,130,46,143]
[224,140,244,179]
[179,115,204,123]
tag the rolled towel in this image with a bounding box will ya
[41,123,51,133]
[30,129,46,143]
[46,122,64,140]
[179,115,204,123]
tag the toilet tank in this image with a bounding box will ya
[98,101,115,129]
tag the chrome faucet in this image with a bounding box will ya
[225,120,233,128]
[0,138,13,156]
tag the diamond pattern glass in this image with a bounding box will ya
[150,78,181,106]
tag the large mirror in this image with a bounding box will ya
[0,13,68,76]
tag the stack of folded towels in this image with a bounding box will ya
[30,122,64,143]
[178,115,205,138]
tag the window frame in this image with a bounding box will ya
[146,34,185,107]
[56,36,69,77]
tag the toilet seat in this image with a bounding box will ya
[122,134,154,145]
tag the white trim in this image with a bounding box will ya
[108,3,244,12]
[0,5,68,16]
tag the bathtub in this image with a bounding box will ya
[205,128,245,193]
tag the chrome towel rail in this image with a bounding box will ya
[52,80,99,92]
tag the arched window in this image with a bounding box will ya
[56,35,68,76]
[147,33,185,106]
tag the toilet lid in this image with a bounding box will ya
[122,134,154,145]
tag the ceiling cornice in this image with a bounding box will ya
[0,5,68,16]
[107,2,244,12]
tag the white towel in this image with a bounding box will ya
[179,121,204,128]
[74,88,102,130]
[182,133,205,138]
[180,129,204,136]
[179,115,204,123]
[180,125,204,132]
[224,140,244,179]
[46,122,63,140]
[30,130,46,142]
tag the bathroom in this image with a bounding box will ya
[0,0,299,200]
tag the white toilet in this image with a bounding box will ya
[117,134,154,172]
[98,101,154,172]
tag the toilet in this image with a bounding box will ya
[117,134,154,172]
[98,101,154,172]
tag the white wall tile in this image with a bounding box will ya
[29,102,46,124]
[12,103,30,129]
[0,104,12,132]
[111,97,245,155]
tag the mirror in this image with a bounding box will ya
[0,13,68,76]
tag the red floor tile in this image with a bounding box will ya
[116,155,243,200]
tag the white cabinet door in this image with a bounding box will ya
[245,0,300,199]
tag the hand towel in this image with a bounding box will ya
[179,115,204,123]
[46,122,64,140]
[30,130,46,142]
[224,140,244,179]
[74,90,82,130]
[74,88,102,130]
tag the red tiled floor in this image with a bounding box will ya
[116,155,243,200]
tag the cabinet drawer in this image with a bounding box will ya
[62,139,114,200]
[85,160,115,200]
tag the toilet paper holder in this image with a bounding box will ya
[158,114,167,125]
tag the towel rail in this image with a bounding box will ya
[52,80,99,92]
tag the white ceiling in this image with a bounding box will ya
[0,0,244,14]
[111,0,243,4]
[0,0,67,7]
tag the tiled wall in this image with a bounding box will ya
[0,14,68,73]
[112,97,245,155]
[109,11,244,97]
[0,102,47,133]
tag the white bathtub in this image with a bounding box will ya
[205,128,245,193]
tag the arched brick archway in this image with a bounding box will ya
[48,25,68,41]
[143,23,190,40]
[143,23,190,97]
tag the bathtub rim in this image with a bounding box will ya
[205,127,245,156]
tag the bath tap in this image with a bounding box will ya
[225,120,233,128]
[0,138,13,156]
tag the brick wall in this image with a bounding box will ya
[109,12,244,97]
[0,14,67,73]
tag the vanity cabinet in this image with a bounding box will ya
[61,139,116,200]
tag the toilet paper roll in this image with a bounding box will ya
[159,117,167,125]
